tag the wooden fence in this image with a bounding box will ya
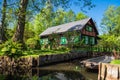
[92,46,120,53]
[98,63,120,80]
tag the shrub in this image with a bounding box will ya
[1,40,23,58]
[26,37,40,50]
[57,46,69,51]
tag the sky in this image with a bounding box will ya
[71,0,120,34]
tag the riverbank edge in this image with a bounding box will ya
[0,52,88,68]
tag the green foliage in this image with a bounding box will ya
[111,60,120,64]
[63,10,76,23]
[26,37,40,50]
[0,75,5,80]
[76,12,88,20]
[23,49,69,56]
[24,22,35,41]
[31,5,87,36]
[6,29,14,39]
[56,46,69,51]
[99,6,120,52]
[1,40,23,57]
[74,66,81,71]
[32,76,39,80]
[101,6,120,35]
[32,2,54,35]
[97,34,120,52]
[73,40,85,48]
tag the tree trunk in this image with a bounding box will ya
[12,0,28,43]
[0,0,7,43]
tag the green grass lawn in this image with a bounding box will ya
[0,49,69,58]
[110,60,120,64]
[22,49,69,57]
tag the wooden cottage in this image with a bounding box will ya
[39,18,99,46]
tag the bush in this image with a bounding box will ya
[1,40,23,58]
[57,46,69,51]
[26,37,40,50]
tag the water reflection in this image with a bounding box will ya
[34,69,86,80]
[0,69,86,80]
[0,61,98,80]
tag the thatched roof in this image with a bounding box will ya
[40,18,96,37]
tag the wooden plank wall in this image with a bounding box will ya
[98,63,120,80]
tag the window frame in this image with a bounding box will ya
[40,38,49,45]
[82,35,95,45]
[86,25,93,32]
[60,37,68,45]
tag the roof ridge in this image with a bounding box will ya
[49,17,91,28]
[40,17,92,37]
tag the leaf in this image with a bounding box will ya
[11,48,16,53]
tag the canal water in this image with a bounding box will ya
[0,60,98,80]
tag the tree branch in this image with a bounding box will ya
[31,0,41,11]
[31,0,47,15]
[6,2,19,6]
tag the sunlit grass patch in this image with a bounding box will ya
[110,60,120,64]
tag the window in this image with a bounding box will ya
[86,25,92,32]
[92,37,95,45]
[89,37,93,45]
[85,36,89,44]
[89,37,95,45]
[40,38,49,44]
[40,39,44,44]
[82,36,95,45]
[60,37,67,44]
[82,36,85,44]
[74,36,80,43]
[82,36,89,44]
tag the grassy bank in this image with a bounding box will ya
[0,49,69,58]
[111,60,120,64]
[22,49,69,57]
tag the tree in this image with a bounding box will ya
[33,1,54,35]
[12,0,29,43]
[0,0,7,43]
[53,9,67,25]
[112,7,120,36]
[76,12,88,20]
[97,34,120,51]
[32,7,87,36]
[99,6,120,51]
[0,0,20,43]
[101,6,120,35]
[24,22,35,41]
[64,10,76,23]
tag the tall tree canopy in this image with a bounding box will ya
[98,6,120,50]
[101,6,120,35]
[31,7,87,37]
